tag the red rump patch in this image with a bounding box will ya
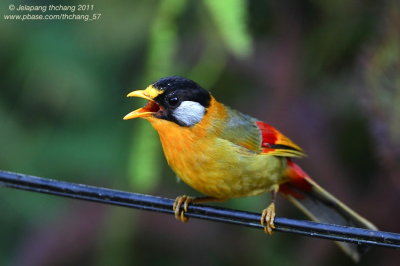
[279,160,313,199]
[255,121,278,147]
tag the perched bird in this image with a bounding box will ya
[124,76,377,261]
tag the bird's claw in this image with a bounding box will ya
[261,202,276,234]
[173,195,194,223]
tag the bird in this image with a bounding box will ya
[123,76,377,261]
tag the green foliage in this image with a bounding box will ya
[144,0,187,81]
[127,0,187,191]
[204,0,252,58]
[127,121,161,191]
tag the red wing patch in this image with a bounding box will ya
[256,121,305,157]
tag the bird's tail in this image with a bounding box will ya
[279,160,377,262]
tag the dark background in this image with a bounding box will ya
[1,0,399,265]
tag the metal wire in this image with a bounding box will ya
[0,170,399,248]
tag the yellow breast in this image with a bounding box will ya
[146,99,288,199]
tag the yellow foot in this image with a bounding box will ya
[173,195,194,223]
[261,202,276,235]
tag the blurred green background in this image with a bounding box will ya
[1,0,400,265]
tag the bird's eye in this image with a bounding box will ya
[168,96,180,107]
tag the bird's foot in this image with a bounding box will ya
[261,202,276,234]
[173,195,194,223]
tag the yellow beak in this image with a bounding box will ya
[123,86,164,120]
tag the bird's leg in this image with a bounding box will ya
[261,185,279,234]
[173,195,224,223]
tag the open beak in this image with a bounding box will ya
[123,86,163,120]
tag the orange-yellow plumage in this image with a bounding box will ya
[146,98,288,198]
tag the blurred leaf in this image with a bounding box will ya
[204,0,252,58]
[145,0,187,81]
[128,121,162,191]
[188,46,226,90]
[127,0,187,191]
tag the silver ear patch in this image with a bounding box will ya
[172,101,206,126]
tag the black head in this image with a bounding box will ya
[141,76,211,127]
[153,76,211,109]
